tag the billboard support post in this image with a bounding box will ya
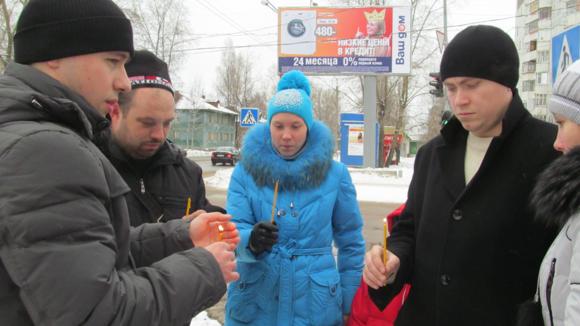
[363,75,378,168]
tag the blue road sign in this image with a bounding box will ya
[240,108,259,127]
[552,25,580,83]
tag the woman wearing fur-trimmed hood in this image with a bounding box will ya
[224,70,365,325]
[533,60,580,326]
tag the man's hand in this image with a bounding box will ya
[205,242,239,283]
[182,209,206,222]
[189,212,240,249]
[363,245,400,289]
[248,221,278,256]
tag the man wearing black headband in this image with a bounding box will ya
[100,50,225,226]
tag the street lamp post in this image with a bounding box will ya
[261,0,277,12]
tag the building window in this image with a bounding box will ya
[530,0,538,13]
[534,94,547,106]
[537,72,548,85]
[567,0,580,14]
[527,20,538,34]
[522,80,535,92]
[529,40,537,51]
[523,60,536,73]
[537,50,549,64]
[539,7,551,20]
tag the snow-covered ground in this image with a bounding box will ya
[186,149,212,157]
[189,311,221,326]
[206,157,414,203]
[191,157,414,325]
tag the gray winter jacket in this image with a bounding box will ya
[538,214,580,326]
[0,63,226,325]
[533,148,580,326]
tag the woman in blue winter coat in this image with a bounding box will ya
[225,70,365,326]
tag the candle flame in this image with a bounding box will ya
[217,224,224,241]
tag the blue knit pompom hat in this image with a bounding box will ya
[267,70,313,129]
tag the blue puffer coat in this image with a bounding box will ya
[225,121,365,326]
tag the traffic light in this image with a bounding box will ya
[441,110,453,126]
[429,72,444,97]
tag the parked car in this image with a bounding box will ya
[211,146,240,166]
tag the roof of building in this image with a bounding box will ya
[176,95,237,115]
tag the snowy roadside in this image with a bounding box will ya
[206,157,414,203]
[190,311,221,326]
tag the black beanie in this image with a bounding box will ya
[440,25,519,90]
[14,0,134,64]
[125,50,174,95]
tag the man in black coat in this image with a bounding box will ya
[101,50,225,227]
[363,25,560,325]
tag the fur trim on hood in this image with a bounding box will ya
[240,120,334,190]
[531,147,580,227]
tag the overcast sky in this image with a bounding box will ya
[178,0,517,97]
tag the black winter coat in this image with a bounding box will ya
[371,93,560,326]
[0,63,226,325]
[99,134,225,226]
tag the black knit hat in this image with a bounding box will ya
[440,25,519,90]
[14,0,134,64]
[125,50,174,95]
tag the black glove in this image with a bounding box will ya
[249,221,279,255]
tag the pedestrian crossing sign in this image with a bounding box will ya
[240,108,259,127]
[552,25,580,83]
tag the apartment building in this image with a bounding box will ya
[515,0,580,120]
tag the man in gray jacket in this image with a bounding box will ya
[0,0,239,325]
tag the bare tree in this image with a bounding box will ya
[311,80,341,140]
[215,39,258,146]
[119,0,190,76]
[0,0,28,70]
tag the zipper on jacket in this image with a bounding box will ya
[140,178,146,194]
[546,258,556,326]
[31,98,43,110]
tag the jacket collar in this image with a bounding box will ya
[2,62,110,139]
[532,147,580,227]
[240,120,335,190]
[100,128,182,171]
[440,90,529,145]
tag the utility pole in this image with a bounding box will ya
[442,0,450,112]
[443,0,448,46]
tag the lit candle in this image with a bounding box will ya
[383,217,389,265]
[217,224,224,241]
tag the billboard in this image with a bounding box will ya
[551,25,580,83]
[278,7,412,75]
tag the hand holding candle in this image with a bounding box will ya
[188,212,240,249]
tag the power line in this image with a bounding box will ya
[173,14,519,56]
[176,5,575,46]
[1,7,573,58]
[194,0,263,44]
